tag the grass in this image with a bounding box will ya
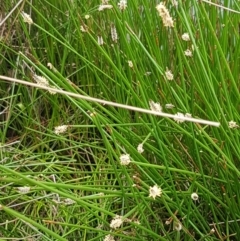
[0,0,240,240]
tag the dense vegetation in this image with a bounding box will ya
[0,0,239,240]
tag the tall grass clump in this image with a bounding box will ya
[0,0,239,240]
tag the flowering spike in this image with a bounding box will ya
[156,3,174,27]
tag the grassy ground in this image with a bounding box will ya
[0,0,240,240]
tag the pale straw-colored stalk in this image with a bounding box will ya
[0,75,220,127]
